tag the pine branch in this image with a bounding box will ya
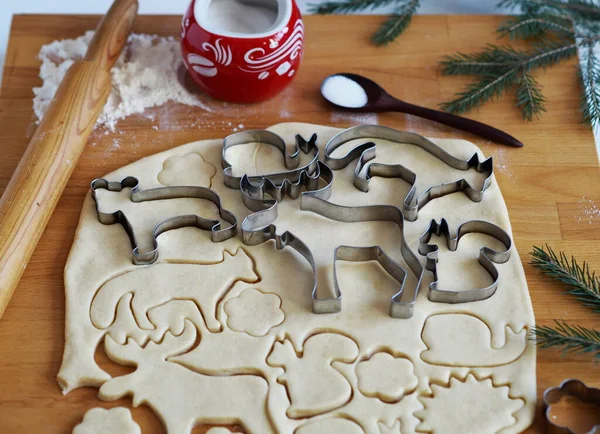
[497,13,574,40]
[499,0,600,22]
[439,41,577,116]
[516,72,547,119]
[530,245,600,313]
[372,0,421,46]
[532,321,600,358]
[439,70,519,114]
[309,0,397,15]
[578,41,600,128]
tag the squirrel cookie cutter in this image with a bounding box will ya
[91,177,237,265]
[222,129,319,189]
[418,218,512,303]
[544,379,600,434]
[324,125,494,221]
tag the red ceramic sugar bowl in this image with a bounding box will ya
[181,0,304,103]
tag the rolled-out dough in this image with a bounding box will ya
[59,123,535,434]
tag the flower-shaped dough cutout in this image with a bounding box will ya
[158,152,216,187]
[356,352,418,403]
[224,288,285,336]
[72,407,140,434]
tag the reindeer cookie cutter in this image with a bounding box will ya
[91,177,237,265]
[222,129,319,189]
[418,218,512,304]
[324,125,494,221]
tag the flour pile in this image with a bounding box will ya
[33,32,209,131]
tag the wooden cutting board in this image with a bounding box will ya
[0,13,598,434]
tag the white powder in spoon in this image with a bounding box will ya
[202,0,278,34]
[33,31,212,131]
[321,75,368,108]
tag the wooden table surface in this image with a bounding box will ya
[0,13,599,434]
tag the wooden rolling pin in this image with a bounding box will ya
[0,0,138,319]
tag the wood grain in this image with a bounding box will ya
[0,13,599,434]
[0,0,138,320]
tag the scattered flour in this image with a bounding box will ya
[331,111,379,126]
[33,31,212,131]
[575,196,600,224]
[321,75,368,108]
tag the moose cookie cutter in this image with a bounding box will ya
[324,125,494,221]
[418,218,512,304]
[544,379,600,434]
[300,195,425,318]
[91,177,237,265]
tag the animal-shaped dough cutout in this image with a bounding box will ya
[72,407,140,434]
[100,320,275,434]
[91,248,258,332]
[158,152,216,187]
[295,417,364,434]
[416,374,524,434]
[267,333,359,418]
[421,313,527,367]
[356,352,418,403]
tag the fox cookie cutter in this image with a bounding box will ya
[323,124,494,221]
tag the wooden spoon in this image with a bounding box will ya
[321,73,524,148]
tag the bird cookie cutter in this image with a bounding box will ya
[543,379,600,434]
[418,218,512,303]
[222,129,319,189]
[324,125,494,221]
[90,176,237,265]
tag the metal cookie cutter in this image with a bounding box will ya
[91,176,237,265]
[544,379,600,434]
[239,161,337,314]
[324,125,494,221]
[301,194,425,318]
[222,129,319,189]
[418,218,512,303]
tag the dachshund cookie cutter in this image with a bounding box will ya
[543,379,600,434]
[324,124,494,221]
[91,177,237,265]
[418,218,512,304]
